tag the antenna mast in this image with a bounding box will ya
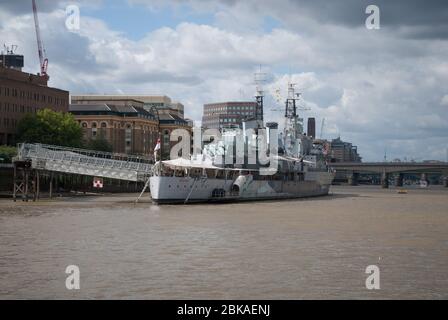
[284,82,308,136]
[254,65,266,127]
[32,0,48,78]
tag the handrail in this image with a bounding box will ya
[14,143,153,181]
[16,142,153,163]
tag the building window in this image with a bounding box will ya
[101,122,107,128]
[163,130,170,146]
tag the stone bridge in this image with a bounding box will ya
[329,162,448,188]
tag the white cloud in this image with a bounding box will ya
[441,95,448,106]
[1,1,447,161]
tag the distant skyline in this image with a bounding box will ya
[1,0,447,161]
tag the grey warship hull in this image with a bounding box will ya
[150,171,334,204]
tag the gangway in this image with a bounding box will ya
[15,143,153,182]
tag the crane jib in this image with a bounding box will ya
[32,0,48,76]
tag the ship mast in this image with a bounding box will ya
[254,66,266,128]
[285,82,303,138]
[281,82,303,156]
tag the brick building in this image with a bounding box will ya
[69,103,159,157]
[70,95,191,159]
[158,113,192,159]
[0,54,69,145]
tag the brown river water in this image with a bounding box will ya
[0,185,447,299]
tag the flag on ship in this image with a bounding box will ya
[154,138,161,151]
[154,138,161,160]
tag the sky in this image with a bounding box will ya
[0,0,447,161]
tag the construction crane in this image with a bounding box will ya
[320,118,326,139]
[32,0,48,78]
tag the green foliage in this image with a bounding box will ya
[16,109,83,147]
[85,137,113,153]
[0,145,17,163]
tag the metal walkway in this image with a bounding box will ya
[15,143,153,182]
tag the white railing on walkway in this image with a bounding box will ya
[15,143,153,182]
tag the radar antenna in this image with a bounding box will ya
[3,44,18,54]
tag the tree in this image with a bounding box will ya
[16,109,83,147]
[85,137,113,153]
[0,145,17,163]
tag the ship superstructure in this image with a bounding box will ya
[149,78,335,204]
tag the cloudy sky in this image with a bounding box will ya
[1,0,447,161]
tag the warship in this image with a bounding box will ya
[149,80,335,204]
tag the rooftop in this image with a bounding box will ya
[69,103,157,120]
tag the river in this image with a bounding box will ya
[0,185,447,299]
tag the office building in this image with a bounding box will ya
[202,101,258,130]
[307,117,316,138]
[0,52,69,145]
[330,137,362,162]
